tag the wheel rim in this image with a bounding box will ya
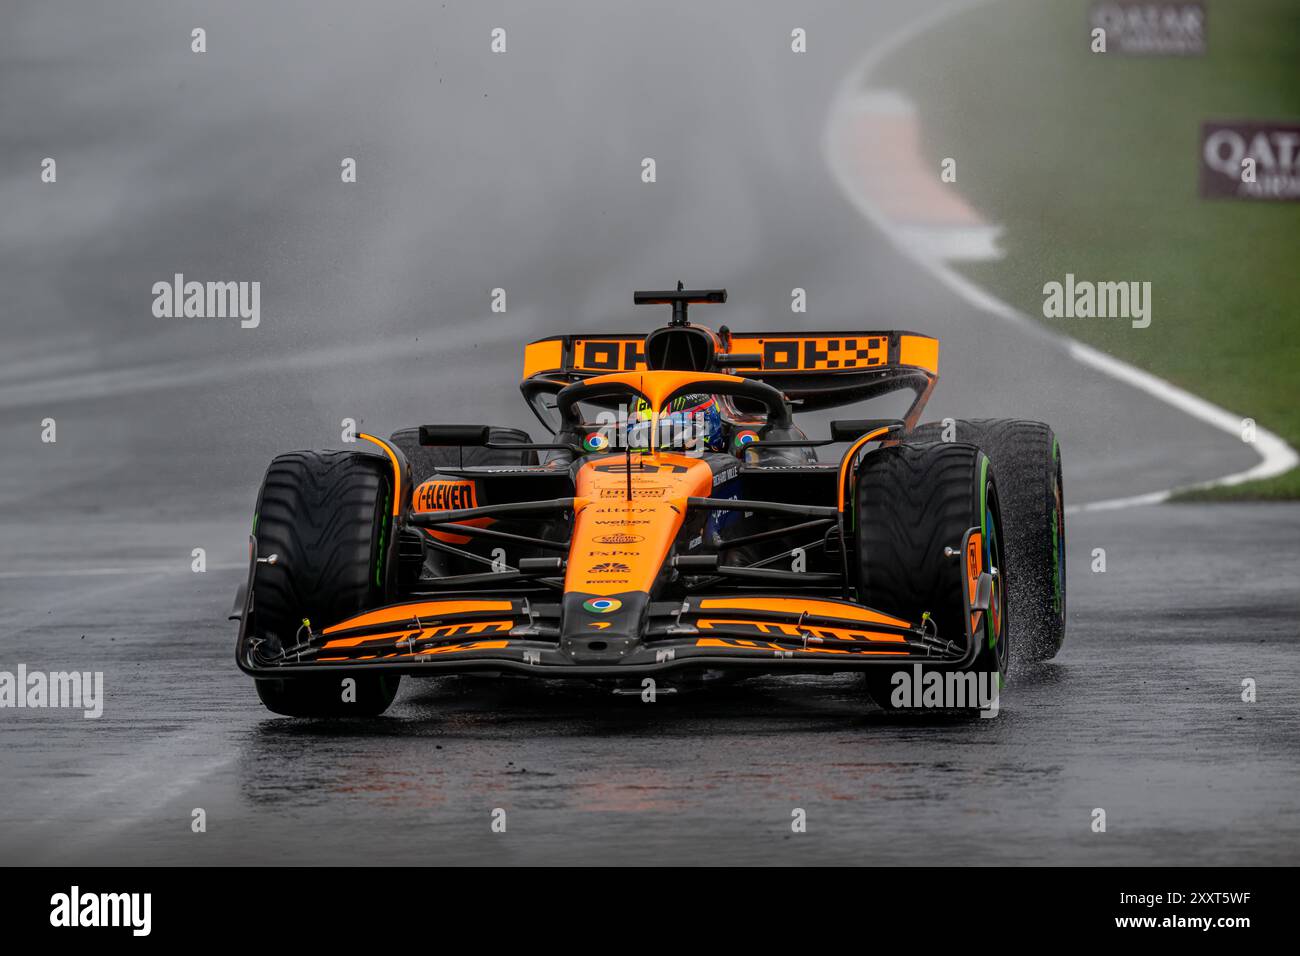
[1053,448,1066,623]
[984,481,1008,673]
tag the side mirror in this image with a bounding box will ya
[829,418,904,442]
[418,425,491,446]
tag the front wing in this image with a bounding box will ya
[235,550,988,680]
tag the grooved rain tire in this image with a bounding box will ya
[854,442,1007,713]
[250,450,400,717]
[907,419,1066,663]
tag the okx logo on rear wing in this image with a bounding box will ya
[522,330,938,415]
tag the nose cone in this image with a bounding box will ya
[559,592,649,663]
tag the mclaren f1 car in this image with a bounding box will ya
[233,286,1066,716]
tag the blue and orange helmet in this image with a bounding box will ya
[629,393,726,452]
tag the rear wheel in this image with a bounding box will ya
[853,442,1007,714]
[250,450,401,717]
[907,419,1065,662]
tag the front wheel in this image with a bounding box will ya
[248,449,402,717]
[906,419,1065,663]
[853,442,1007,715]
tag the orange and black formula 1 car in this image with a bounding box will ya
[234,287,1066,716]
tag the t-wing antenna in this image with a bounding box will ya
[633,281,727,327]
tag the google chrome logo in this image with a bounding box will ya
[583,432,610,452]
[583,598,622,614]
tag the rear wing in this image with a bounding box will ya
[522,330,938,417]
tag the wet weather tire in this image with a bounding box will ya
[907,419,1066,663]
[249,450,401,717]
[853,442,1007,713]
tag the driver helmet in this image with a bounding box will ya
[629,393,726,452]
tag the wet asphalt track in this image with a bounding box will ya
[1,1,1297,865]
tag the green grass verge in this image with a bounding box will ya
[873,0,1300,499]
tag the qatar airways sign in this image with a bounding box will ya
[1089,2,1205,56]
[1200,122,1300,202]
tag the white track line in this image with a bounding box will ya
[822,0,1297,513]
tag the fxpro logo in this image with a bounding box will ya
[151,273,261,328]
[888,665,1000,718]
[50,886,151,936]
[1042,274,1151,328]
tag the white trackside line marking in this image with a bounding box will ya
[1065,342,1297,509]
[823,0,1298,512]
